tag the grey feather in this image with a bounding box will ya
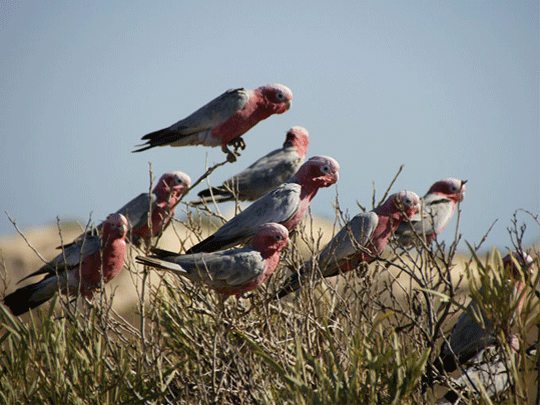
[18,235,101,283]
[115,192,157,231]
[188,182,301,252]
[139,248,266,290]
[394,194,454,245]
[166,88,249,135]
[196,146,303,203]
[134,88,250,151]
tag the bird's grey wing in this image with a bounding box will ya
[318,212,379,266]
[443,298,496,365]
[18,235,101,283]
[285,212,378,293]
[213,183,301,241]
[223,147,303,200]
[115,192,157,231]
[58,224,100,250]
[395,196,452,243]
[414,195,453,234]
[438,343,513,403]
[57,193,155,251]
[173,248,265,289]
[168,88,250,135]
[187,183,301,253]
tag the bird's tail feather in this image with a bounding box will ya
[136,256,186,274]
[198,187,232,198]
[150,247,180,257]
[192,188,234,205]
[3,278,58,316]
[133,127,175,152]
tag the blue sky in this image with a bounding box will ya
[1,1,538,251]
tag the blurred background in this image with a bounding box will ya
[1,0,538,251]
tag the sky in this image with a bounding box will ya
[1,1,538,253]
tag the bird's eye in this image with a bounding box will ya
[449,185,458,193]
[320,165,331,174]
[404,197,412,206]
[275,92,285,101]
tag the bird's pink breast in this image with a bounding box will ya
[73,239,126,294]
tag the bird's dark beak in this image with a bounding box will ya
[459,180,467,201]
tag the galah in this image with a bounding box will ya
[133,84,293,161]
[116,170,191,246]
[434,252,534,404]
[64,171,191,248]
[3,213,129,316]
[276,190,420,298]
[194,126,310,204]
[186,155,340,254]
[394,178,466,247]
[435,335,520,405]
[136,223,289,297]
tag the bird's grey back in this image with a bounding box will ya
[223,146,303,200]
[171,88,250,134]
[214,182,301,239]
[170,247,266,288]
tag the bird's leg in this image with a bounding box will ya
[221,144,238,163]
[222,137,247,162]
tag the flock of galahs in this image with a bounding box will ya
[2,83,535,403]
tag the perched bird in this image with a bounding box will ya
[62,171,191,248]
[433,252,534,404]
[394,178,466,247]
[276,190,420,298]
[136,223,289,297]
[3,213,129,316]
[186,155,340,254]
[194,126,310,204]
[435,335,520,405]
[133,84,293,161]
[112,170,191,246]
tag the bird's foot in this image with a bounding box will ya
[229,137,246,151]
[222,145,239,162]
[224,137,246,161]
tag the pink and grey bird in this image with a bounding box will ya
[136,223,289,297]
[3,213,129,316]
[116,171,191,246]
[277,190,420,298]
[194,126,310,204]
[435,335,520,405]
[186,155,340,254]
[133,84,293,161]
[65,171,191,248]
[394,178,466,247]
[434,252,534,404]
